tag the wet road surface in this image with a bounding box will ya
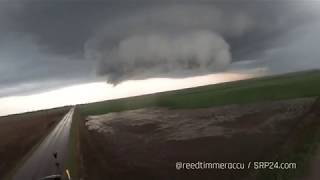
[12,108,75,180]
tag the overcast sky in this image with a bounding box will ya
[1,0,320,114]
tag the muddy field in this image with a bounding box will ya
[80,98,319,180]
[0,108,68,178]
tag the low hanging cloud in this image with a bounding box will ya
[93,31,231,83]
[84,4,255,83]
[83,2,317,84]
[0,1,319,96]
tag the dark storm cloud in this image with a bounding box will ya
[83,1,318,83]
[0,0,319,96]
[0,33,96,96]
[14,1,315,57]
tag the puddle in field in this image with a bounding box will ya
[86,98,315,140]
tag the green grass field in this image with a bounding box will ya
[79,70,320,116]
[78,70,320,179]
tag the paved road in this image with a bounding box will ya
[12,108,75,180]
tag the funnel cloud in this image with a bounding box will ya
[0,0,319,96]
[92,31,231,83]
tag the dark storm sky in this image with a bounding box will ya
[0,0,320,97]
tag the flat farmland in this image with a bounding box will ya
[80,98,320,180]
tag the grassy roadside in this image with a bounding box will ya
[65,107,81,180]
[255,98,320,180]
